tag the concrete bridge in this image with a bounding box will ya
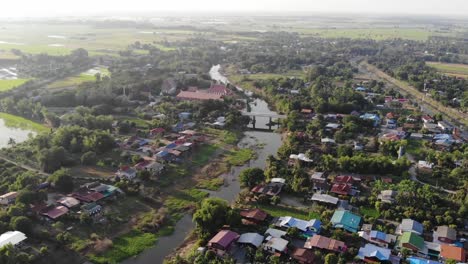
[241,112,287,130]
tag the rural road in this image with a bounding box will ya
[405,153,457,195]
[0,154,50,177]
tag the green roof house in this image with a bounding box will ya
[331,210,362,233]
[399,232,424,252]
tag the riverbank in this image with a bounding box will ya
[0,112,48,133]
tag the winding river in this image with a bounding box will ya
[123,65,283,264]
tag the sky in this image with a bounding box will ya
[1,0,468,18]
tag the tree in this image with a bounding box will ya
[193,198,230,237]
[239,168,264,188]
[81,151,97,165]
[324,253,338,264]
[48,169,74,193]
[16,190,46,205]
[138,170,151,182]
[11,216,33,235]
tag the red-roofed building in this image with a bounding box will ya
[305,235,347,253]
[334,175,354,184]
[208,230,239,252]
[207,84,232,96]
[386,112,397,119]
[41,205,69,220]
[176,91,222,101]
[440,245,466,263]
[240,208,268,224]
[331,183,352,196]
[149,128,165,136]
[291,248,316,264]
[72,189,105,203]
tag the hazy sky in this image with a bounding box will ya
[1,0,468,17]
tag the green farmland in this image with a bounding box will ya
[0,79,30,92]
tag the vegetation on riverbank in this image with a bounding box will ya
[0,112,48,133]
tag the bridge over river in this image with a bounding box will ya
[241,111,287,130]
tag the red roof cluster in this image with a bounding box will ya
[331,183,352,195]
[334,175,354,184]
[207,84,232,95]
[176,91,223,101]
[72,189,104,203]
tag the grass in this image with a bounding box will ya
[259,204,320,220]
[47,67,110,89]
[165,188,209,216]
[427,62,468,78]
[225,148,255,166]
[0,79,30,92]
[196,177,224,191]
[360,207,380,219]
[88,230,157,264]
[192,144,219,166]
[0,112,48,133]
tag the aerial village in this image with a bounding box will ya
[1,71,467,264]
[0,22,466,264]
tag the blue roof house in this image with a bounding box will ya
[360,113,381,127]
[277,217,322,237]
[355,87,367,92]
[178,112,191,120]
[370,231,387,242]
[331,210,362,233]
[357,244,391,262]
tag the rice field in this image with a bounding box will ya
[0,79,30,92]
[427,62,468,79]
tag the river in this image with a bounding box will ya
[0,118,35,148]
[122,65,283,264]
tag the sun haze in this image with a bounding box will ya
[1,0,468,18]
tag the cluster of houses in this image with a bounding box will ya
[203,205,467,263]
[29,181,122,222]
[203,209,362,263]
[0,181,121,224]
[309,173,360,204]
[116,128,211,180]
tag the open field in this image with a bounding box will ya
[296,28,454,41]
[0,24,194,58]
[0,79,30,92]
[427,62,468,79]
[258,204,320,220]
[47,67,110,89]
[0,112,48,133]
